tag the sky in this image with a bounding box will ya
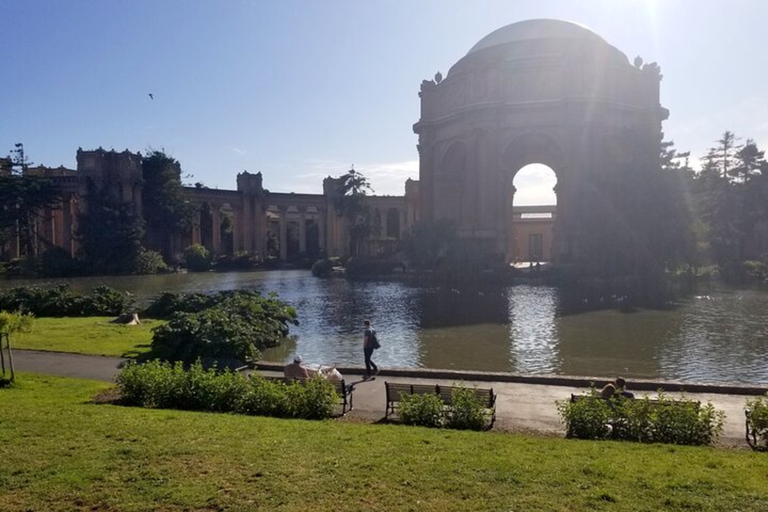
[2,0,768,205]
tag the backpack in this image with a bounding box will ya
[370,329,381,350]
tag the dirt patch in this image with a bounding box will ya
[92,387,121,404]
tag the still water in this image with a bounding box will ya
[4,270,768,384]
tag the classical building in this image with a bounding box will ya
[414,19,667,265]
[2,148,421,262]
[12,19,672,265]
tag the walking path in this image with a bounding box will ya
[14,349,761,445]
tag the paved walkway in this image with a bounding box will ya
[14,349,127,382]
[14,349,755,445]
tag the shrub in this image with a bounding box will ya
[40,247,80,277]
[557,391,613,440]
[237,377,289,417]
[746,394,768,451]
[215,251,260,271]
[0,311,34,334]
[0,285,134,317]
[184,243,212,272]
[311,258,334,278]
[144,291,213,319]
[446,386,490,431]
[345,257,397,278]
[557,391,725,446]
[285,377,338,420]
[116,361,337,420]
[78,285,136,316]
[150,292,298,363]
[311,257,342,278]
[135,248,169,274]
[398,392,444,428]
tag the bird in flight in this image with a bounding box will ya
[148,93,154,100]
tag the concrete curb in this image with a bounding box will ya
[253,361,768,396]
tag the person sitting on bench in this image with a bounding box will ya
[284,355,309,380]
[614,377,635,398]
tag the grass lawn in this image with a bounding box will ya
[1,374,768,511]
[11,317,161,357]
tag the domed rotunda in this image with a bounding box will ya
[414,19,668,264]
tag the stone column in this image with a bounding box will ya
[233,208,243,252]
[62,196,73,256]
[253,199,263,257]
[211,206,221,253]
[192,210,201,245]
[279,206,288,260]
[242,196,253,252]
[43,207,55,245]
[380,208,388,238]
[259,205,269,257]
[318,209,326,251]
[399,209,406,239]
[298,207,307,253]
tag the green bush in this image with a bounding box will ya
[557,392,613,440]
[40,247,81,277]
[0,285,135,317]
[557,391,725,446]
[150,291,298,363]
[116,361,337,420]
[746,394,768,450]
[144,291,213,319]
[398,392,444,428]
[0,310,34,334]
[135,248,169,274]
[184,243,212,272]
[144,290,269,319]
[446,387,490,431]
[345,257,397,278]
[215,251,261,271]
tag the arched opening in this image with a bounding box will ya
[510,163,557,266]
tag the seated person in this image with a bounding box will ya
[615,377,635,399]
[284,355,309,380]
[600,382,616,399]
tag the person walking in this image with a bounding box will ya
[363,319,379,379]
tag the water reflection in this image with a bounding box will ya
[507,286,561,374]
[3,271,768,384]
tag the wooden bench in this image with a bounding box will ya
[257,375,354,416]
[385,382,496,428]
[569,394,701,409]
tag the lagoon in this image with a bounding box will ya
[4,270,768,385]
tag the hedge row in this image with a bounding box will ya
[0,285,134,317]
[117,360,337,420]
[557,391,725,446]
[398,387,491,431]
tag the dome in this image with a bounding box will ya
[467,19,610,55]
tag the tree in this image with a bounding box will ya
[0,144,60,257]
[141,150,195,257]
[401,219,457,270]
[332,168,376,257]
[77,179,145,274]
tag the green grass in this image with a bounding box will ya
[11,317,161,357]
[1,373,768,511]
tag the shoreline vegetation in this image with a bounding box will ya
[1,373,767,511]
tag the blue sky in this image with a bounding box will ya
[2,0,767,204]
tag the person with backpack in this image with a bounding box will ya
[363,319,379,379]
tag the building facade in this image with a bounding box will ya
[4,148,421,262]
[414,19,667,265]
